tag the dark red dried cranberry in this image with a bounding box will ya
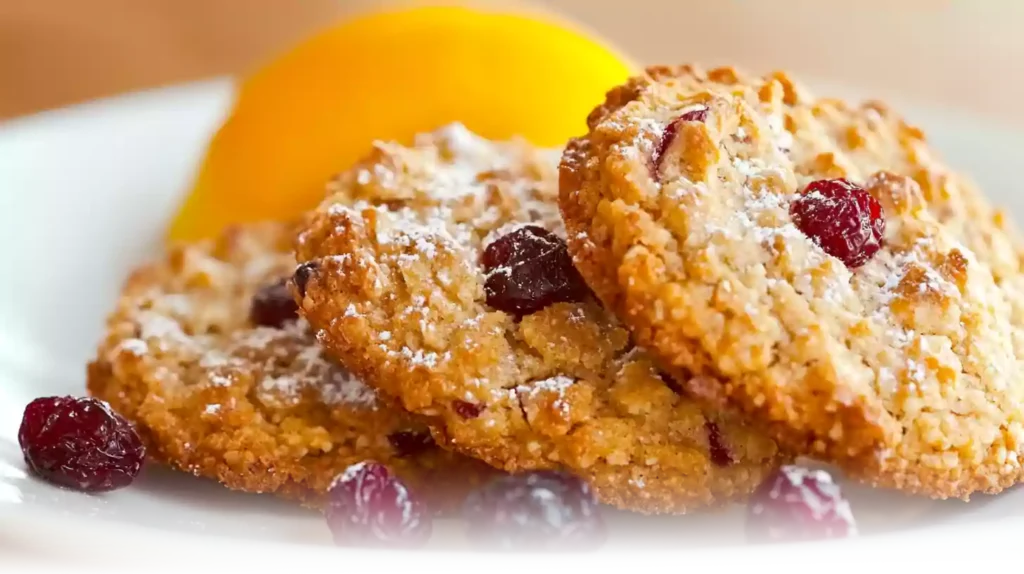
[482,226,589,316]
[747,466,857,543]
[652,106,709,173]
[249,278,299,328]
[293,261,318,298]
[19,396,145,492]
[388,430,435,457]
[704,420,733,467]
[463,471,605,550]
[452,400,483,419]
[790,178,885,268]
[325,461,431,547]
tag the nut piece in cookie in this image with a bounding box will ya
[294,124,786,514]
[87,222,491,510]
[559,65,1024,499]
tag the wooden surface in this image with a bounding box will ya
[0,1,1017,562]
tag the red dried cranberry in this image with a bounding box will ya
[704,420,733,467]
[482,226,588,316]
[387,430,435,457]
[452,400,483,419]
[325,461,431,547]
[747,466,857,543]
[662,378,735,459]
[292,262,318,298]
[463,471,605,550]
[652,106,709,173]
[249,278,299,328]
[790,178,885,268]
[19,396,145,492]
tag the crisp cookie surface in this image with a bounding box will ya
[294,124,784,514]
[87,222,489,510]
[559,65,1024,498]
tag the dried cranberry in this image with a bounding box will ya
[293,261,318,298]
[18,396,145,492]
[463,471,605,550]
[325,461,431,547]
[653,106,709,173]
[482,226,588,316]
[659,376,733,466]
[388,430,435,457]
[704,420,733,467]
[746,466,857,543]
[452,400,484,419]
[249,278,299,328]
[790,178,885,268]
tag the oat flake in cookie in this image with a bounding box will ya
[559,64,1024,498]
[293,124,785,514]
[87,222,490,509]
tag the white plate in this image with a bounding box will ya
[2,79,1024,571]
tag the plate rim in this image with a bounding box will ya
[2,501,1024,568]
[2,79,1024,568]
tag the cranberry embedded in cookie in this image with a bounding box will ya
[482,225,589,316]
[387,431,435,457]
[292,261,318,297]
[704,421,733,467]
[790,178,885,268]
[250,278,300,328]
[293,124,785,514]
[452,399,484,420]
[653,105,709,175]
[559,64,1024,499]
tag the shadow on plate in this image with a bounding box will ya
[130,464,314,519]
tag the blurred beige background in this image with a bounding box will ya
[2,0,1022,124]
[0,2,1021,563]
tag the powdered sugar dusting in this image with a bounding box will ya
[391,346,444,368]
[333,460,370,487]
[247,321,379,409]
[352,123,514,202]
[616,117,662,175]
[321,367,378,407]
[528,375,576,395]
[519,375,576,416]
[137,311,198,350]
[766,113,794,151]
[318,125,572,387]
[114,338,148,357]
[703,183,812,261]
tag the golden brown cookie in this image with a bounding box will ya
[559,64,1024,499]
[87,221,491,510]
[293,124,785,514]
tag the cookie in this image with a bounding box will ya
[293,124,785,514]
[87,222,491,510]
[559,65,1024,498]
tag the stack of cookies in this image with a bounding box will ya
[85,65,1024,545]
